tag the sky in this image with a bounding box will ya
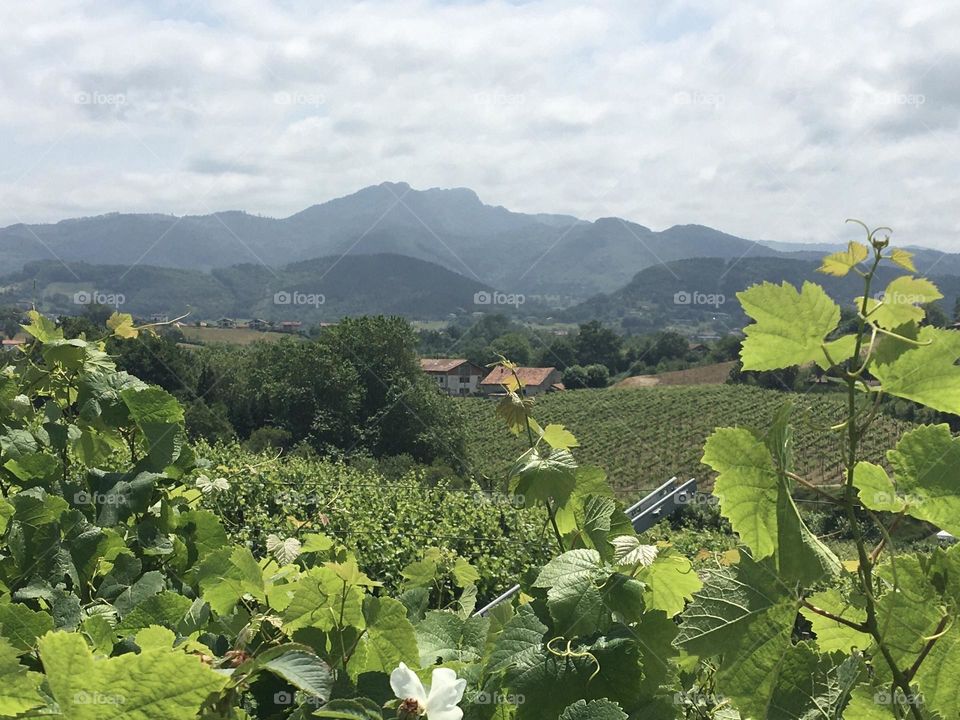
[1,0,958,249]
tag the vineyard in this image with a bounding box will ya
[460,384,914,494]
[1,233,959,720]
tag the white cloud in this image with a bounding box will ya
[1,0,958,249]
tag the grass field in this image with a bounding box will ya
[179,326,299,345]
[459,384,913,497]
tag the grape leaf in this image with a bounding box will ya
[738,281,840,371]
[347,596,418,678]
[886,424,960,535]
[559,699,628,720]
[0,635,43,715]
[858,276,942,330]
[800,588,869,654]
[415,610,488,665]
[872,326,960,414]
[38,630,226,719]
[818,241,868,277]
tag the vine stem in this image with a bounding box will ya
[800,599,868,633]
[841,244,924,720]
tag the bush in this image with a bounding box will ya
[196,441,550,596]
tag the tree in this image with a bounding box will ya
[584,363,610,388]
[534,336,577,370]
[488,332,532,366]
[647,331,688,365]
[0,306,21,339]
[562,364,589,389]
[574,321,622,370]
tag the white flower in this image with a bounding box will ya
[390,663,466,720]
[196,474,229,494]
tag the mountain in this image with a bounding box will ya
[1,254,508,321]
[565,256,960,332]
[5,181,959,301]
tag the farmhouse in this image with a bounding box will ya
[1,338,26,352]
[479,366,563,396]
[419,358,486,396]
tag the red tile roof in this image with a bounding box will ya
[480,366,557,387]
[420,358,471,373]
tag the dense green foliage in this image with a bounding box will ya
[460,384,912,494]
[58,313,470,470]
[193,441,549,598]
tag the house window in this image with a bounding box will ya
[459,376,469,383]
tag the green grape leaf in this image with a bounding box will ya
[196,546,266,616]
[675,554,791,655]
[107,312,139,339]
[703,428,779,558]
[38,630,226,719]
[889,248,916,272]
[259,647,333,701]
[0,635,44,715]
[715,600,799,719]
[852,462,907,513]
[509,447,578,504]
[913,623,960,718]
[485,604,547,674]
[117,592,193,635]
[451,557,480,588]
[0,602,54,651]
[283,566,364,633]
[703,427,839,583]
[600,574,646,624]
[346,596,418,678]
[559,699,628,720]
[818,241,869,277]
[738,281,840,371]
[22,311,62,343]
[313,697,385,719]
[872,326,960,414]
[859,276,942,330]
[611,536,658,569]
[635,549,702,617]
[800,588,869,654]
[816,334,858,370]
[416,610,489,665]
[541,424,579,450]
[886,424,960,535]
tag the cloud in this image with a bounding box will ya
[1,0,958,250]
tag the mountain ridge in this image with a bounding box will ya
[4,181,959,300]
